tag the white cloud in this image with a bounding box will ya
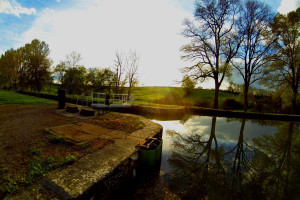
[277,0,299,14]
[0,0,36,16]
[18,0,193,86]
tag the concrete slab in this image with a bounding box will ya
[50,124,98,143]
[49,122,128,143]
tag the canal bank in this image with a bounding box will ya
[128,105,300,121]
[17,90,300,121]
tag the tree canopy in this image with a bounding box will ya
[0,48,21,89]
[262,8,300,113]
[0,39,52,92]
[181,0,240,108]
[233,0,276,111]
[20,39,52,92]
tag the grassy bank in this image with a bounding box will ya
[130,86,239,108]
[0,90,55,105]
[18,86,240,108]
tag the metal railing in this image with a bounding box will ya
[91,92,134,106]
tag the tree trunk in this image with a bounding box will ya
[243,84,249,112]
[283,122,293,200]
[127,85,131,100]
[213,83,220,109]
[291,91,297,114]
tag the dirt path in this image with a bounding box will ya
[0,104,145,198]
[0,105,79,178]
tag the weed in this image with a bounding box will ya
[63,155,77,164]
[28,147,42,156]
[136,119,144,129]
[26,155,77,184]
[1,175,18,194]
[138,123,144,129]
[49,135,65,144]
[79,141,90,149]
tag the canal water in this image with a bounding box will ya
[108,115,300,200]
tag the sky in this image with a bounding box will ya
[0,0,299,88]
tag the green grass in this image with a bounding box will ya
[12,85,240,108]
[0,90,55,105]
[1,155,77,194]
[131,87,239,108]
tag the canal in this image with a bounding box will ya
[108,114,300,199]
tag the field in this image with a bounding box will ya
[131,87,239,108]
[15,86,240,108]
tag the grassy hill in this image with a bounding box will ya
[12,86,240,108]
[130,86,239,108]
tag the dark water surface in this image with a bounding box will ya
[109,115,300,200]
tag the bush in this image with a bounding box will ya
[194,99,212,108]
[181,75,196,97]
[28,147,42,156]
[222,98,243,110]
[49,135,65,144]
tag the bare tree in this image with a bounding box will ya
[181,0,240,109]
[233,0,276,112]
[113,50,127,94]
[65,51,81,69]
[53,61,67,85]
[126,50,139,98]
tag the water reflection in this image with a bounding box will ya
[252,122,300,200]
[166,117,300,199]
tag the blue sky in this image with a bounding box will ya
[0,0,299,87]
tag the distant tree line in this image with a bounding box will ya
[0,39,52,92]
[0,40,139,97]
[181,0,299,114]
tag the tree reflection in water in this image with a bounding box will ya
[167,117,300,200]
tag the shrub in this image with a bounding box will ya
[79,141,91,149]
[28,147,42,156]
[181,75,196,96]
[194,99,212,108]
[49,135,65,144]
[222,98,243,110]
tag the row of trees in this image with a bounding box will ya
[0,39,140,97]
[0,39,52,92]
[181,0,299,113]
[54,50,139,96]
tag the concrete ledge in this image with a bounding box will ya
[41,145,134,199]
[40,114,162,199]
